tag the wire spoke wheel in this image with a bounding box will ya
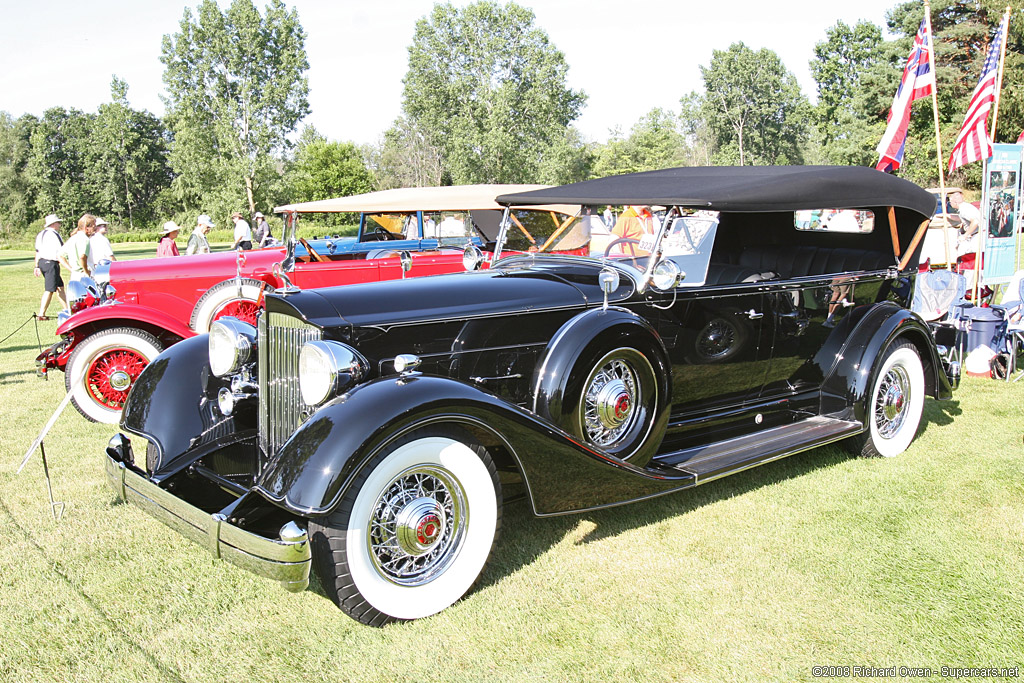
[310,429,500,625]
[873,364,911,439]
[85,347,149,409]
[582,357,640,447]
[367,465,468,586]
[66,327,163,423]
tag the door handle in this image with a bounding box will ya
[745,309,763,320]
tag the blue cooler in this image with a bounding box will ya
[963,307,1004,353]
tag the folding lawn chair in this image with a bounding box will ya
[912,269,970,366]
[991,270,1024,382]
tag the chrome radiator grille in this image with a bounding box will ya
[258,311,321,460]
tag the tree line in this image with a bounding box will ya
[1,0,1022,240]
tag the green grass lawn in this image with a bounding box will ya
[0,245,1022,682]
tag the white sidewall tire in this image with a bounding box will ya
[345,437,498,621]
[867,345,925,457]
[65,328,163,424]
[190,279,263,333]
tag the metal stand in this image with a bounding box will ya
[38,442,65,521]
[19,390,74,522]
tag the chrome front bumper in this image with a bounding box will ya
[104,436,311,593]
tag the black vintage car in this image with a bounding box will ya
[105,166,958,625]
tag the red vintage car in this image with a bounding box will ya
[38,185,578,423]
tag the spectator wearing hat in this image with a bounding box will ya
[253,211,272,247]
[156,221,181,258]
[60,214,96,281]
[33,214,67,320]
[950,188,981,252]
[88,217,115,270]
[187,214,215,255]
[231,211,253,250]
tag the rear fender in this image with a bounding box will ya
[254,375,690,517]
[820,303,951,423]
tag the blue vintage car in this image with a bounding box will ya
[105,166,957,625]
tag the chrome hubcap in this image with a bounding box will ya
[394,497,447,556]
[367,465,466,586]
[875,365,910,439]
[108,370,132,392]
[583,357,638,447]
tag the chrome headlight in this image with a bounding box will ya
[463,245,485,271]
[651,259,683,291]
[92,261,111,285]
[67,277,100,312]
[209,317,256,377]
[299,340,367,406]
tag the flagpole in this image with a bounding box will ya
[972,7,1011,302]
[924,0,952,269]
[990,7,1011,142]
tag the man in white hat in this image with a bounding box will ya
[187,214,215,255]
[88,217,115,270]
[231,211,252,251]
[253,211,272,247]
[33,214,67,320]
[156,221,181,258]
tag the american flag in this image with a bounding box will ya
[948,14,1008,172]
[876,18,935,172]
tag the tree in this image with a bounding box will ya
[89,77,172,228]
[161,0,310,218]
[0,113,38,235]
[401,1,586,184]
[368,116,445,190]
[26,107,96,222]
[592,109,688,178]
[286,127,374,201]
[811,20,885,164]
[699,42,812,165]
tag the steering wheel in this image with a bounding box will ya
[299,238,328,263]
[374,227,399,241]
[604,237,642,258]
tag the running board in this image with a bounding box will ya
[654,417,861,485]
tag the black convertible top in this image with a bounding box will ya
[496,166,935,219]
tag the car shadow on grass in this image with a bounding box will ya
[476,441,856,593]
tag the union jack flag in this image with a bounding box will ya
[948,14,1008,172]
[876,18,935,172]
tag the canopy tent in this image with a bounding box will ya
[276,184,578,216]
[495,166,935,219]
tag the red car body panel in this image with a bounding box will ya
[41,246,472,373]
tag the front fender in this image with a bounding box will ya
[120,334,240,473]
[820,303,952,423]
[57,302,196,341]
[254,374,692,517]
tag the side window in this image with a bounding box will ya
[794,209,874,233]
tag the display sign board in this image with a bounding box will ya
[981,144,1023,285]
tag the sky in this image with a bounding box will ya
[0,0,903,146]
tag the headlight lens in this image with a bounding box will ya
[209,317,256,377]
[299,340,366,406]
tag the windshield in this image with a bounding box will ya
[496,207,719,286]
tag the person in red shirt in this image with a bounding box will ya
[156,221,181,258]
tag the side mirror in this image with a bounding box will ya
[399,251,413,278]
[599,267,620,311]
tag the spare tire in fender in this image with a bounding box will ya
[532,307,670,466]
[190,278,265,332]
